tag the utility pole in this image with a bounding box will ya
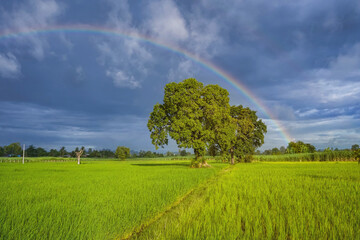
[22,144,25,164]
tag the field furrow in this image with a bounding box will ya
[135,162,360,240]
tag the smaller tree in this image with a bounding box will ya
[351,144,359,151]
[351,145,360,163]
[353,149,360,164]
[5,142,22,156]
[49,149,60,157]
[179,149,187,156]
[75,148,84,165]
[26,145,38,157]
[36,147,48,157]
[280,146,286,154]
[59,146,67,157]
[271,148,281,155]
[115,146,130,160]
[0,146,4,157]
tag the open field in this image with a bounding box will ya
[0,156,194,163]
[254,151,355,162]
[0,160,226,239]
[137,162,360,239]
[1,160,359,239]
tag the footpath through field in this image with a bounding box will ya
[128,162,360,240]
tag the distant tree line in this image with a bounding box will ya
[0,142,184,160]
[261,141,316,155]
[260,141,360,159]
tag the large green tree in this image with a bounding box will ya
[148,78,267,167]
[228,105,267,164]
[148,79,212,167]
[148,78,235,167]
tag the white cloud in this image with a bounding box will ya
[1,0,63,60]
[274,42,360,106]
[95,0,156,89]
[0,102,154,151]
[75,66,84,82]
[145,0,189,43]
[167,59,197,82]
[106,0,132,30]
[106,69,140,89]
[0,53,21,79]
[261,115,360,150]
[295,108,319,118]
[186,14,223,57]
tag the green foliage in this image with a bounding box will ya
[59,146,67,157]
[353,149,360,163]
[228,105,267,164]
[287,141,316,154]
[4,142,22,156]
[36,147,47,157]
[137,150,164,158]
[179,149,188,156]
[115,146,130,160]
[351,144,359,151]
[49,149,60,157]
[0,146,4,156]
[0,160,225,239]
[148,79,267,167]
[255,151,355,162]
[148,78,233,167]
[138,163,360,239]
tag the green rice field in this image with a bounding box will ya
[0,160,225,239]
[1,160,359,239]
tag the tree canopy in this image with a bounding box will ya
[287,141,316,154]
[115,146,130,160]
[148,78,267,167]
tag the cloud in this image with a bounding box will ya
[145,0,189,43]
[1,0,64,60]
[167,59,197,82]
[106,0,132,30]
[75,66,84,82]
[262,42,360,113]
[0,102,152,151]
[95,0,155,89]
[106,69,140,89]
[0,53,21,79]
[262,115,360,150]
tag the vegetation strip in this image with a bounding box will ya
[135,162,360,239]
[0,160,225,239]
[121,165,234,240]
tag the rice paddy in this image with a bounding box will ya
[1,160,359,239]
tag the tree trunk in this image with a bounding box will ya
[191,149,210,168]
[230,148,235,165]
[77,155,81,165]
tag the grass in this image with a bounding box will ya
[0,160,226,239]
[254,151,355,162]
[137,162,360,239]
[0,156,194,163]
[1,160,359,239]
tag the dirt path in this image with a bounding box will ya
[120,165,235,240]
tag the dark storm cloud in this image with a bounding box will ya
[0,0,359,150]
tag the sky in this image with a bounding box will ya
[0,0,359,152]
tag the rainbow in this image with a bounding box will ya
[0,24,292,144]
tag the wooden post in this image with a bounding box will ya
[22,144,25,164]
